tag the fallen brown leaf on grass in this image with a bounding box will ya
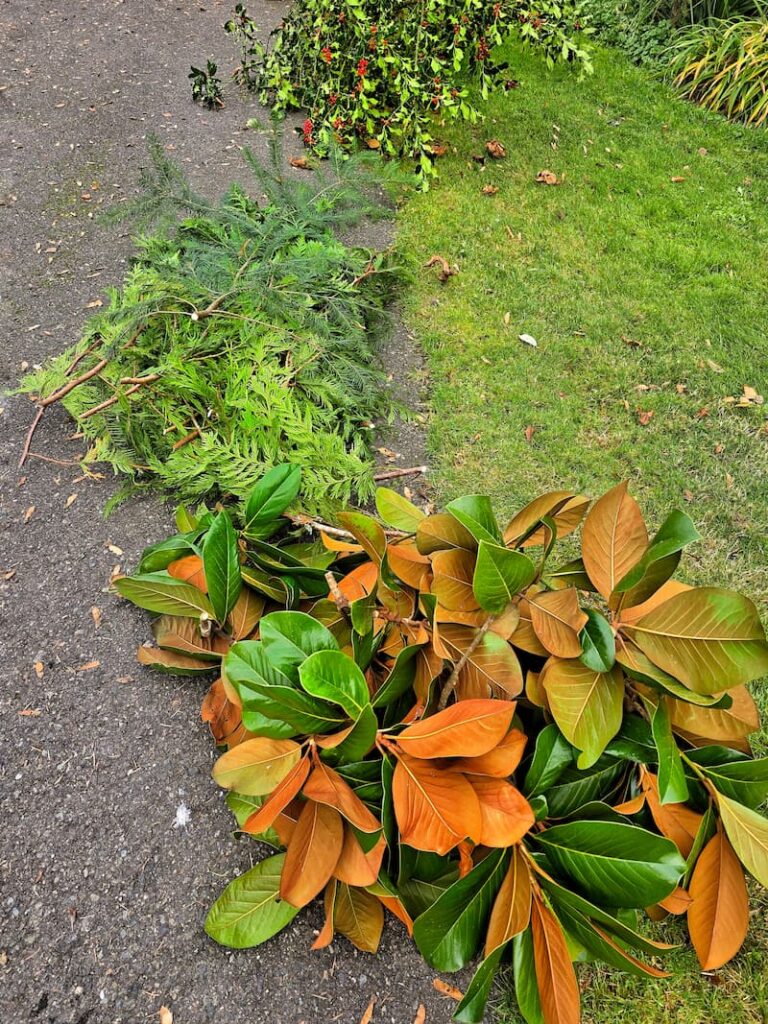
[524,425,536,443]
[432,143,448,157]
[360,996,376,1023]
[637,410,654,427]
[413,1005,426,1024]
[433,979,464,1001]
[424,255,458,283]
[482,184,499,195]
[486,139,506,159]
[670,176,686,183]
[724,385,764,408]
[536,169,560,185]
[289,156,312,170]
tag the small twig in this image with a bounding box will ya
[324,571,350,613]
[79,375,160,420]
[41,359,110,408]
[438,614,497,710]
[64,338,103,377]
[18,407,44,468]
[286,513,407,539]
[373,465,428,482]
[118,373,160,385]
[172,427,201,451]
[26,452,82,466]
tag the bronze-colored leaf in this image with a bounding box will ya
[434,622,523,698]
[392,754,481,854]
[398,699,515,759]
[529,589,588,658]
[471,778,535,847]
[168,554,207,591]
[228,587,265,640]
[688,831,749,970]
[432,548,480,611]
[303,761,381,833]
[334,827,387,887]
[486,845,532,954]
[531,896,581,1024]
[452,728,527,777]
[242,756,311,835]
[212,737,302,795]
[581,481,648,601]
[334,883,384,953]
[280,800,344,908]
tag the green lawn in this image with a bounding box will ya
[397,42,768,1024]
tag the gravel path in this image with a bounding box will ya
[0,3,450,1022]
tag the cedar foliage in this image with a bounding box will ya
[18,136,401,515]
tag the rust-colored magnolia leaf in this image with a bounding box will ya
[334,828,386,887]
[243,756,310,835]
[311,879,337,950]
[529,589,588,658]
[200,678,250,748]
[334,883,384,953]
[531,896,581,1024]
[388,540,431,590]
[657,886,692,915]
[168,554,207,592]
[641,771,702,857]
[320,530,363,554]
[413,1006,426,1024]
[617,580,691,625]
[228,587,265,640]
[392,754,481,854]
[338,561,379,601]
[435,623,523,698]
[413,644,446,703]
[471,778,535,847]
[137,646,216,674]
[433,978,464,1000]
[397,699,515,759]
[581,481,648,601]
[153,615,229,659]
[688,831,749,970]
[452,728,527,777]
[212,737,302,795]
[432,548,480,611]
[668,685,759,746]
[504,492,589,548]
[303,761,381,833]
[509,596,550,656]
[416,513,476,555]
[280,800,344,908]
[486,845,532,954]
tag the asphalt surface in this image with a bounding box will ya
[0,3,452,1022]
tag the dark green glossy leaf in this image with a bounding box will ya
[203,510,242,623]
[260,610,338,682]
[454,943,507,1023]
[299,650,369,718]
[243,464,301,538]
[446,495,502,545]
[138,532,198,573]
[522,724,573,798]
[648,695,688,804]
[614,510,700,607]
[545,757,625,818]
[473,541,536,614]
[372,644,421,708]
[513,927,544,1024]
[579,608,616,672]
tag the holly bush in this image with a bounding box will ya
[239,0,593,179]
[116,466,768,1024]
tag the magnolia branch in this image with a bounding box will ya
[438,614,496,710]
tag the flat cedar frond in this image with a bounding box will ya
[18,137,399,517]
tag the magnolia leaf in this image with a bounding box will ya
[717,793,768,888]
[579,608,615,672]
[139,533,197,573]
[454,944,507,1024]
[649,696,689,804]
[472,778,535,847]
[432,548,480,611]
[535,820,686,908]
[503,491,588,548]
[333,882,384,953]
[529,589,588,658]
[243,464,301,538]
[641,772,702,858]
[337,511,387,564]
[203,510,242,623]
[205,853,299,947]
[333,829,386,887]
[446,495,503,545]
[530,896,580,1024]
[486,845,532,954]
[545,557,593,592]
[151,615,226,660]
[114,572,214,618]
[372,645,421,708]
[523,724,573,797]
[668,685,759,746]
[436,623,523,697]
[136,645,216,675]
[473,541,537,614]
[624,587,768,694]
[692,752,768,809]
[613,510,699,608]
[392,753,482,854]
[279,800,344,907]
[259,610,339,682]
[242,756,310,836]
[581,481,648,601]
[398,699,515,759]
[555,905,670,978]
[453,728,528,778]
[513,926,545,1024]
[416,513,477,554]
[303,762,380,833]
[542,659,624,769]
[212,737,302,795]
[228,587,265,640]
[617,640,725,707]
[413,848,507,971]
[375,487,425,532]
[298,650,369,719]
[510,596,550,657]
[168,553,207,591]
[387,540,431,590]
[688,830,749,970]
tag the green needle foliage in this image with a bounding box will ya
[19,136,402,515]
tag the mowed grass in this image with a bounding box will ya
[397,43,768,1024]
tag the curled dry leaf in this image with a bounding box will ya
[486,139,507,159]
[289,156,312,170]
[482,184,499,196]
[433,978,464,1001]
[536,170,560,185]
[424,255,458,283]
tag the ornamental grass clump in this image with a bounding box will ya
[18,139,400,515]
[115,465,768,1024]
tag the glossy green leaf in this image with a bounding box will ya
[473,541,536,614]
[205,853,299,947]
[375,487,425,532]
[545,757,625,818]
[454,943,507,1023]
[203,510,242,623]
[259,610,338,682]
[579,609,616,672]
[138,533,198,573]
[614,510,700,607]
[522,724,573,797]
[446,495,502,546]
[513,927,545,1024]
[243,464,301,538]
[690,750,768,809]
[114,572,214,618]
[535,820,686,907]
[413,849,507,971]
[299,650,369,718]
[372,645,421,708]
[225,792,281,848]
[649,696,689,804]
[543,661,624,770]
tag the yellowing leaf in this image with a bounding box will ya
[397,699,515,759]
[542,659,624,768]
[667,685,759,746]
[504,492,589,548]
[280,800,344,908]
[334,883,384,953]
[212,737,302,795]
[529,589,588,658]
[168,554,207,592]
[582,481,648,600]
[486,845,532,954]
[242,756,310,835]
[388,540,431,590]
[228,587,265,640]
[392,754,481,854]
[435,622,523,698]
[432,548,479,611]
[717,793,768,889]
[688,831,749,970]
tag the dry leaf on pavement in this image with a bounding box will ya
[433,978,464,1001]
[360,996,376,1023]
[413,1005,426,1024]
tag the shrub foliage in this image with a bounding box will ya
[244,0,592,177]
[18,141,398,515]
[116,467,768,1024]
